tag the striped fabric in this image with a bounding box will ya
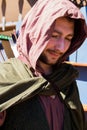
[70,0,87,8]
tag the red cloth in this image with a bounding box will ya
[40,95,64,130]
[0,111,6,126]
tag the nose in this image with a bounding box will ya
[55,38,65,53]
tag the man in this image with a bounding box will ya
[0,0,87,129]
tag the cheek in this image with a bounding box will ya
[65,42,71,52]
[46,39,56,48]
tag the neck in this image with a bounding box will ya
[37,61,53,75]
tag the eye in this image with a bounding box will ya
[52,32,60,39]
[66,38,71,42]
[65,37,73,42]
[52,35,58,38]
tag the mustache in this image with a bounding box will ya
[47,49,63,55]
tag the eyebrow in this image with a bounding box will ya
[53,30,74,37]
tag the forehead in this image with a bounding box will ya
[55,17,75,25]
[54,17,75,34]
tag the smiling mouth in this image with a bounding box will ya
[47,50,63,57]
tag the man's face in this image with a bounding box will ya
[39,17,74,65]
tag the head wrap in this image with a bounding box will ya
[17,0,87,70]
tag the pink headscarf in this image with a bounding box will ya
[17,0,87,70]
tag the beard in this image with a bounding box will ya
[38,52,58,66]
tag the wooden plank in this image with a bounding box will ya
[0,25,15,32]
[0,0,31,22]
[83,105,87,112]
